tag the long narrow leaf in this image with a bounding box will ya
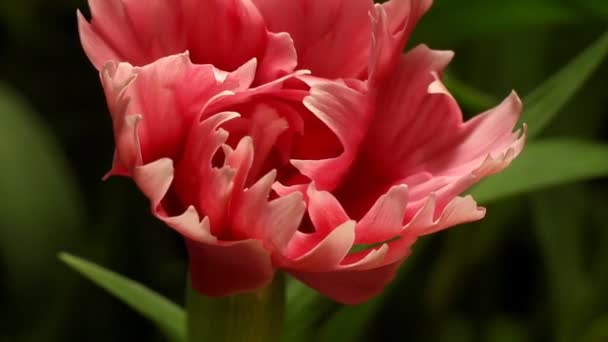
[444,30,608,138]
[521,30,608,138]
[472,139,608,203]
[443,73,497,112]
[59,253,186,342]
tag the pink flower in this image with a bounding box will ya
[82,0,525,304]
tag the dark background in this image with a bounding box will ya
[0,0,607,341]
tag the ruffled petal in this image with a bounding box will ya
[232,170,306,252]
[288,257,401,304]
[290,80,369,191]
[173,111,242,237]
[284,220,356,272]
[100,53,258,176]
[287,229,417,304]
[79,0,297,83]
[306,183,350,236]
[131,116,276,297]
[354,184,409,244]
[402,91,526,212]
[79,0,185,68]
[252,0,373,79]
[77,10,121,69]
[186,237,275,296]
[369,0,433,84]
[180,0,297,83]
[337,45,523,219]
[404,194,485,236]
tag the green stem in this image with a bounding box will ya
[186,273,285,342]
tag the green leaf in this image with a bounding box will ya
[571,0,608,19]
[521,30,608,138]
[471,139,608,204]
[484,317,529,342]
[317,299,379,342]
[443,73,497,113]
[531,187,591,342]
[415,0,582,45]
[581,316,608,342]
[445,30,608,138]
[283,278,334,342]
[439,316,475,342]
[59,253,186,342]
[0,83,83,286]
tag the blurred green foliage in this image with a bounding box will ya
[0,0,607,341]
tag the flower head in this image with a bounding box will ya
[81,0,525,304]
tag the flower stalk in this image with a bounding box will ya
[186,273,285,342]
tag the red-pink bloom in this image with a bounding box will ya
[82,0,525,304]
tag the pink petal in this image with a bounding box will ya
[338,45,524,219]
[243,104,290,181]
[338,244,390,271]
[101,53,258,176]
[292,80,369,191]
[180,0,297,83]
[405,195,485,236]
[369,0,433,84]
[79,0,185,68]
[284,220,356,272]
[79,0,297,83]
[287,234,417,304]
[231,170,306,252]
[402,91,526,211]
[186,237,275,297]
[131,120,276,297]
[252,0,373,79]
[223,137,255,199]
[288,259,401,304]
[132,158,174,209]
[132,158,212,242]
[364,45,455,175]
[306,183,350,236]
[77,10,121,69]
[354,184,409,244]
[257,31,298,83]
[173,111,242,237]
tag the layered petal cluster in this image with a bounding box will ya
[80,0,525,304]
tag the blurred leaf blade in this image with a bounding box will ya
[521,30,608,138]
[472,139,608,203]
[283,278,334,342]
[531,187,590,342]
[581,316,608,342]
[443,73,497,112]
[59,253,186,342]
[317,299,378,342]
[0,83,84,283]
[415,0,583,45]
[446,30,608,137]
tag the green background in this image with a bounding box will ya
[0,0,607,341]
